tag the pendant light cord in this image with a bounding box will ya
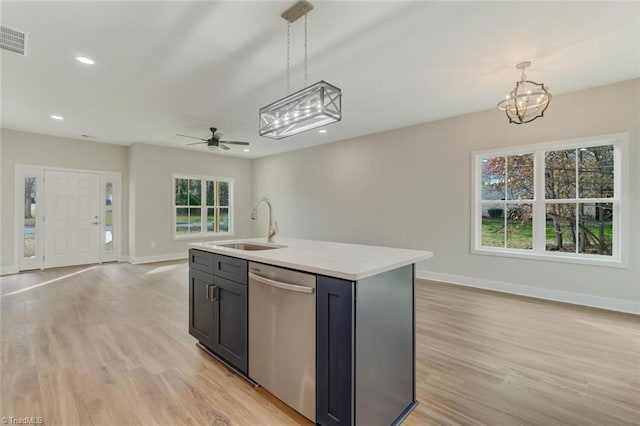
[287,22,291,94]
[286,12,309,94]
[304,13,308,87]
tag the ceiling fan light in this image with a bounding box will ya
[259,80,342,139]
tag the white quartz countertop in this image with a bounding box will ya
[188,237,433,281]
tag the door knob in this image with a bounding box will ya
[91,221,100,225]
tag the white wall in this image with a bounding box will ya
[0,129,130,271]
[0,131,254,270]
[128,143,253,262]
[253,79,640,312]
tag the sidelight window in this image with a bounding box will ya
[105,182,114,251]
[23,177,37,258]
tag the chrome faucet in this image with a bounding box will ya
[251,197,278,243]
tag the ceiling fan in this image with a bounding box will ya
[178,127,250,151]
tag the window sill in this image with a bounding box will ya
[471,247,626,268]
[174,232,234,241]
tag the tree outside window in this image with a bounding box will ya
[481,154,534,250]
[474,137,622,264]
[175,175,233,238]
[545,145,614,255]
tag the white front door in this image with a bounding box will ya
[44,170,100,268]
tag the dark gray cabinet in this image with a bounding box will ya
[316,275,354,426]
[212,276,248,373]
[189,268,216,350]
[213,255,248,284]
[189,249,216,274]
[316,266,416,426]
[189,249,248,374]
[189,247,417,425]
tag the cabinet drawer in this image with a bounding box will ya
[189,249,215,274]
[214,254,248,285]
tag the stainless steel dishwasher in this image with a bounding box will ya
[248,262,316,422]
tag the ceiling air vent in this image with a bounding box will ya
[1,25,29,57]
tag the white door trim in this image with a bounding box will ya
[14,164,122,271]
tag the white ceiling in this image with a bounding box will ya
[1,1,639,158]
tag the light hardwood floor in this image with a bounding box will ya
[1,261,638,425]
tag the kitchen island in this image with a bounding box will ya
[188,238,433,426]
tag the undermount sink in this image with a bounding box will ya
[216,242,286,251]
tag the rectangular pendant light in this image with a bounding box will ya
[259,80,342,140]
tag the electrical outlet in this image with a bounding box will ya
[150,241,156,249]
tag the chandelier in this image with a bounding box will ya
[259,0,342,139]
[497,61,551,124]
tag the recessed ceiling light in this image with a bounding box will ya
[318,129,327,134]
[50,114,64,120]
[76,56,95,65]
[243,149,251,152]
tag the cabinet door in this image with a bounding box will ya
[189,269,216,350]
[317,276,354,426]
[212,276,248,374]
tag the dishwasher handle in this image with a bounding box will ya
[249,272,315,294]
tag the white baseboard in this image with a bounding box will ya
[416,270,640,315]
[1,253,187,275]
[0,265,19,276]
[128,252,188,265]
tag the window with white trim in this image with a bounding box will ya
[472,134,626,265]
[174,175,233,238]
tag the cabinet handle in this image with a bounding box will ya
[207,284,218,301]
[211,285,218,301]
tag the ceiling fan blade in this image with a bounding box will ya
[186,141,208,146]
[219,144,231,151]
[177,134,208,141]
[221,141,250,145]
